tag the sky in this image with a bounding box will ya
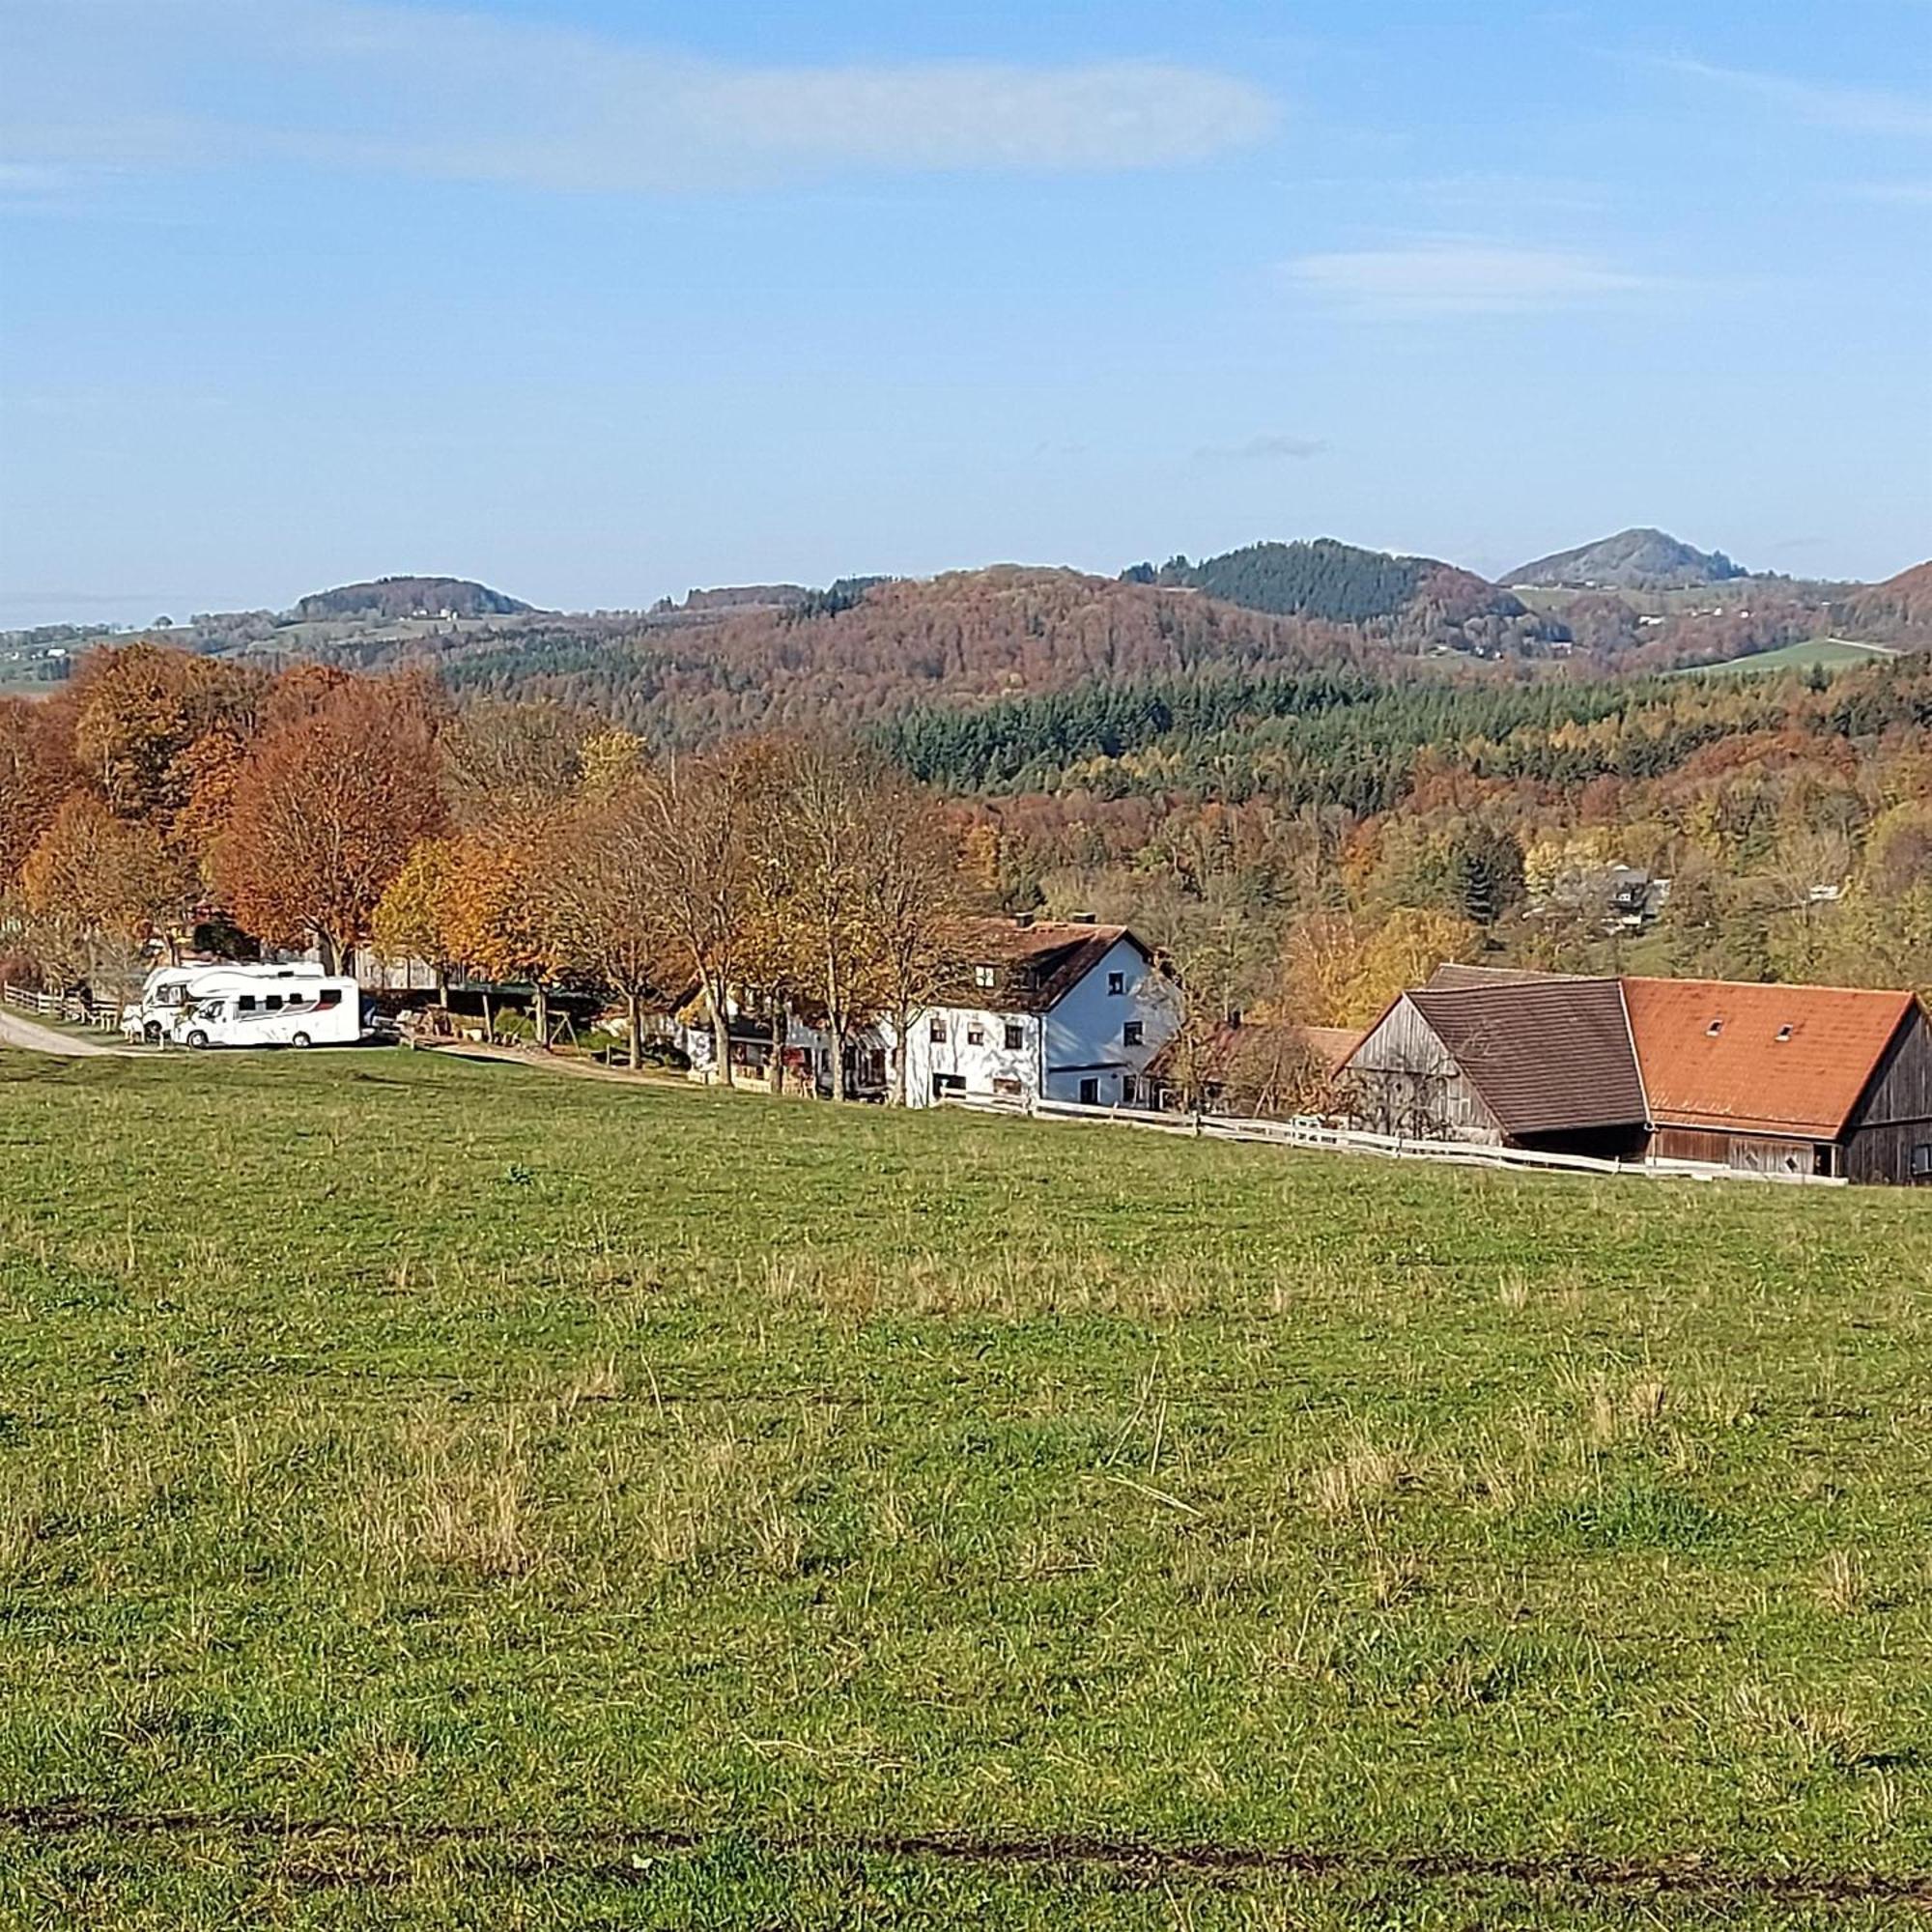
[1,0,1928,626]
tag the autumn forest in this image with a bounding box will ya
[4,562,1932,1072]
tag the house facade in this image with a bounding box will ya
[895,917,1178,1109]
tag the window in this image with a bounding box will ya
[1915,1144,1932,1180]
[1078,1077,1100,1105]
[992,1076,1022,1097]
[928,1018,948,1043]
[286,991,306,1008]
[1121,1077,1139,1107]
[1123,1020,1144,1047]
[974,964,997,989]
[317,988,342,1009]
[1776,1025,1793,1042]
[1107,972,1125,996]
[1705,1019,1722,1037]
[238,995,257,1012]
[266,994,283,1011]
[1004,1023,1023,1052]
[966,1025,985,1047]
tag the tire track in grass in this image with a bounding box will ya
[3,1804,1927,1907]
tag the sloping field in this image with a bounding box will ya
[1672,637,1900,677]
[2,1049,1929,1927]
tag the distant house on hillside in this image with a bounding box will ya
[1338,963,1932,1183]
[1623,977,1932,1182]
[1340,970,1650,1160]
[895,916,1179,1110]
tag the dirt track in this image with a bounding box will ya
[0,1009,123,1056]
[2,1804,1926,1908]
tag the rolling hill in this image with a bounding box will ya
[1504,528,1749,591]
[1832,559,1932,648]
[1125,538,1558,652]
[291,576,536,622]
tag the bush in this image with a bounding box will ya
[0,952,43,993]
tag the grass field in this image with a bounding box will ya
[1670,638,1899,678]
[3,1049,1931,1927]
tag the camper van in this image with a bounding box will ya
[166,976,362,1050]
[123,963,332,1044]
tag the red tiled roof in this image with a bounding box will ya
[1623,977,1916,1139]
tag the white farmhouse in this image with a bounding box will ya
[894,916,1178,1109]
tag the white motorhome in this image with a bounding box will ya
[167,976,362,1050]
[123,962,331,1043]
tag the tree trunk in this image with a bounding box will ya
[770,1005,786,1094]
[482,989,494,1038]
[628,988,643,1070]
[317,930,340,975]
[708,983,733,1087]
[434,963,448,1002]
[532,981,551,1050]
[890,1002,911,1106]
[829,1021,848,1102]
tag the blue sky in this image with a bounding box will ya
[2,0,1928,624]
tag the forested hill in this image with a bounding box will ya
[1503,528,1748,591]
[293,576,535,621]
[1833,560,1932,647]
[1125,538,1556,653]
[441,567,1378,744]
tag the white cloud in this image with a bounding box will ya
[0,0,1279,193]
[1652,57,1932,140]
[1195,432,1327,462]
[1285,242,1651,317]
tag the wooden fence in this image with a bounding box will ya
[1,983,123,1033]
[939,1092,1849,1187]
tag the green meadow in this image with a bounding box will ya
[2,1047,1930,1927]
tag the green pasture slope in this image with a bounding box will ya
[2,1050,1930,1928]
[1671,638,1898,678]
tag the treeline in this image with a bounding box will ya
[420,568,1372,744]
[874,668,1688,805]
[0,645,971,1097]
[950,653,1932,1019]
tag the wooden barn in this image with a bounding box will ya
[1623,978,1932,1183]
[1341,973,1651,1159]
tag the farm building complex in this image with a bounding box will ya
[1339,965,1932,1184]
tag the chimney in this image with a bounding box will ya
[1013,912,1036,930]
[1069,911,1096,924]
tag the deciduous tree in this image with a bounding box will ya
[214,677,443,973]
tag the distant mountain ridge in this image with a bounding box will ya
[1503,528,1749,591]
[292,576,535,622]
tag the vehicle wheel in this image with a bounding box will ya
[291,1032,312,1049]
[186,1030,210,1050]
[144,1021,162,1044]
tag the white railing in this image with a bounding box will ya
[938,1092,1848,1187]
[1,983,123,1032]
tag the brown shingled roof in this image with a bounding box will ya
[946,918,1144,1012]
[1406,977,1648,1137]
[1623,977,1917,1139]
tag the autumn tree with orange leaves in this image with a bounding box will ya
[214,677,444,973]
[18,794,190,991]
